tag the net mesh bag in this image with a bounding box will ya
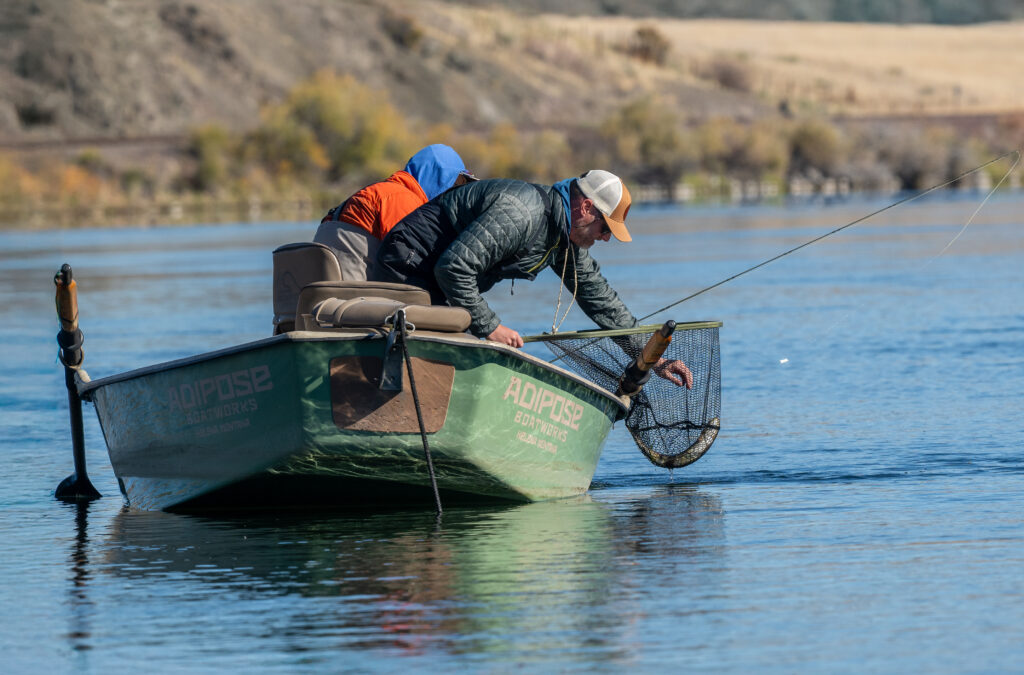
[538,322,721,468]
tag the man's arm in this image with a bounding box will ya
[433,195,531,338]
[555,247,693,388]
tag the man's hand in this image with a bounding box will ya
[487,324,524,348]
[653,358,693,389]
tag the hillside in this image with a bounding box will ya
[1,0,1022,229]
[2,0,1023,146]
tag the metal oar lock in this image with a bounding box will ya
[54,264,101,502]
[616,320,676,399]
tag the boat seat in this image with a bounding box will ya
[295,280,431,327]
[273,242,343,334]
[306,296,472,333]
[299,280,434,331]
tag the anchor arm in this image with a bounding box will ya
[54,264,100,502]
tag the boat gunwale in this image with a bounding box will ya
[77,330,630,413]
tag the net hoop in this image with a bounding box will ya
[523,321,723,343]
[637,417,720,468]
[534,321,723,470]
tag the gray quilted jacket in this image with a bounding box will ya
[432,179,638,337]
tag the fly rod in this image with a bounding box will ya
[639,149,1020,322]
[527,149,1018,370]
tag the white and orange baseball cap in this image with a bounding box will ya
[576,169,632,242]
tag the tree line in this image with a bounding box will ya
[1,70,1020,227]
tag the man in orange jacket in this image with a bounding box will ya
[314,144,476,279]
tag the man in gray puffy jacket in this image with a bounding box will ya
[376,169,692,387]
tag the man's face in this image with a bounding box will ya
[568,200,612,249]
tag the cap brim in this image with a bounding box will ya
[461,172,479,181]
[606,216,631,243]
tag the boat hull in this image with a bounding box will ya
[82,332,626,510]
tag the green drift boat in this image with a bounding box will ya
[53,243,721,511]
[79,328,628,510]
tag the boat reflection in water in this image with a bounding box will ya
[97,487,725,658]
[103,499,617,654]
[96,487,720,655]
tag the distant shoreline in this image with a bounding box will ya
[3,183,1020,231]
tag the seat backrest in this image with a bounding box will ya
[273,242,343,333]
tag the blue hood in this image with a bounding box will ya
[552,177,575,234]
[404,144,469,201]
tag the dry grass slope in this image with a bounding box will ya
[2,1,1021,143]
[1,1,1021,228]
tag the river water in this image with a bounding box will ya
[2,191,1023,672]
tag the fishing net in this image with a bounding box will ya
[532,322,721,468]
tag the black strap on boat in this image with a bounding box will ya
[394,309,443,515]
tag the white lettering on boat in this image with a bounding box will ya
[195,417,252,438]
[516,430,557,454]
[502,376,582,431]
[162,365,274,438]
[513,409,568,443]
[167,365,273,413]
[182,398,258,426]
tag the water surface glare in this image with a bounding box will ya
[3,192,1023,671]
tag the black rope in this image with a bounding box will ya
[397,313,443,515]
[57,328,84,368]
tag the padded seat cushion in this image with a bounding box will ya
[310,297,471,333]
[296,280,431,321]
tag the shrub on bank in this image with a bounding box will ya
[188,124,236,192]
[696,55,755,93]
[788,118,844,178]
[278,71,415,182]
[624,26,671,66]
[601,97,698,198]
[0,154,39,210]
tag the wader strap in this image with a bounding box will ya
[530,183,555,222]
